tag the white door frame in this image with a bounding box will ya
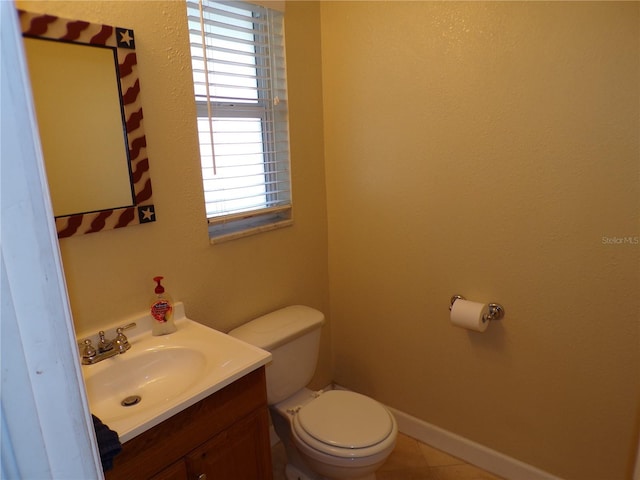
[1,2,102,478]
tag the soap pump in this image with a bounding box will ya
[150,276,176,336]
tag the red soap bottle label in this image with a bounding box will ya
[151,300,172,323]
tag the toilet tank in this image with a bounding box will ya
[228,305,325,404]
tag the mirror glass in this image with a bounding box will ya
[19,10,156,238]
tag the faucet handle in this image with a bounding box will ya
[113,322,137,353]
[118,322,137,332]
[81,339,97,364]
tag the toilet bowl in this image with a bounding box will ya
[273,388,397,480]
[228,306,398,480]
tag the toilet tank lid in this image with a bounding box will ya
[228,305,325,351]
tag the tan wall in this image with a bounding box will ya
[16,0,332,389]
[320,2,639,480]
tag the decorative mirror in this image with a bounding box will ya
[18,10,156,238]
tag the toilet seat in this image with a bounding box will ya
[292,390,396,459]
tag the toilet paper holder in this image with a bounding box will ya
[449,295,505,322]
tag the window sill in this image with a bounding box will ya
[209,215,293,245]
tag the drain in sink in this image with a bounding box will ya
[121,395,142,407]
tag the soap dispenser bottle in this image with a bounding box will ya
[150,276,176,336]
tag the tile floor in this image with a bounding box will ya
[272,433,504,480]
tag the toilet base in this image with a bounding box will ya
[285,464,324,480]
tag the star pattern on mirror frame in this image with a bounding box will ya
[116,28,135,49]
[138,205,156,224]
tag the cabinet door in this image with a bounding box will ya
[186,408,273,480]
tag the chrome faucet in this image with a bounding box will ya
[80,323,136,365]
[97,330,112,352]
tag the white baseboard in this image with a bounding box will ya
[388,406,564,480]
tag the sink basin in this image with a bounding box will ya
[79,303,271,443]
[85,347,207,422]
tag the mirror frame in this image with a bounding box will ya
[19,10,156,239]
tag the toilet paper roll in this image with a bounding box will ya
[450,299,490,332]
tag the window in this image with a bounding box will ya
[186,0,292,243]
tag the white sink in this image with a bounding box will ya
[79,303,271,443]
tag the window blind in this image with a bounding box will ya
[186,0,292,235]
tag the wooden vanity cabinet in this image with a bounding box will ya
[105,367,273,480]
[148,460,187,480]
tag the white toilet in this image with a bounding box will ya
[229,305,398,480]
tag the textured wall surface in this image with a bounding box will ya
[320,2,639,480]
